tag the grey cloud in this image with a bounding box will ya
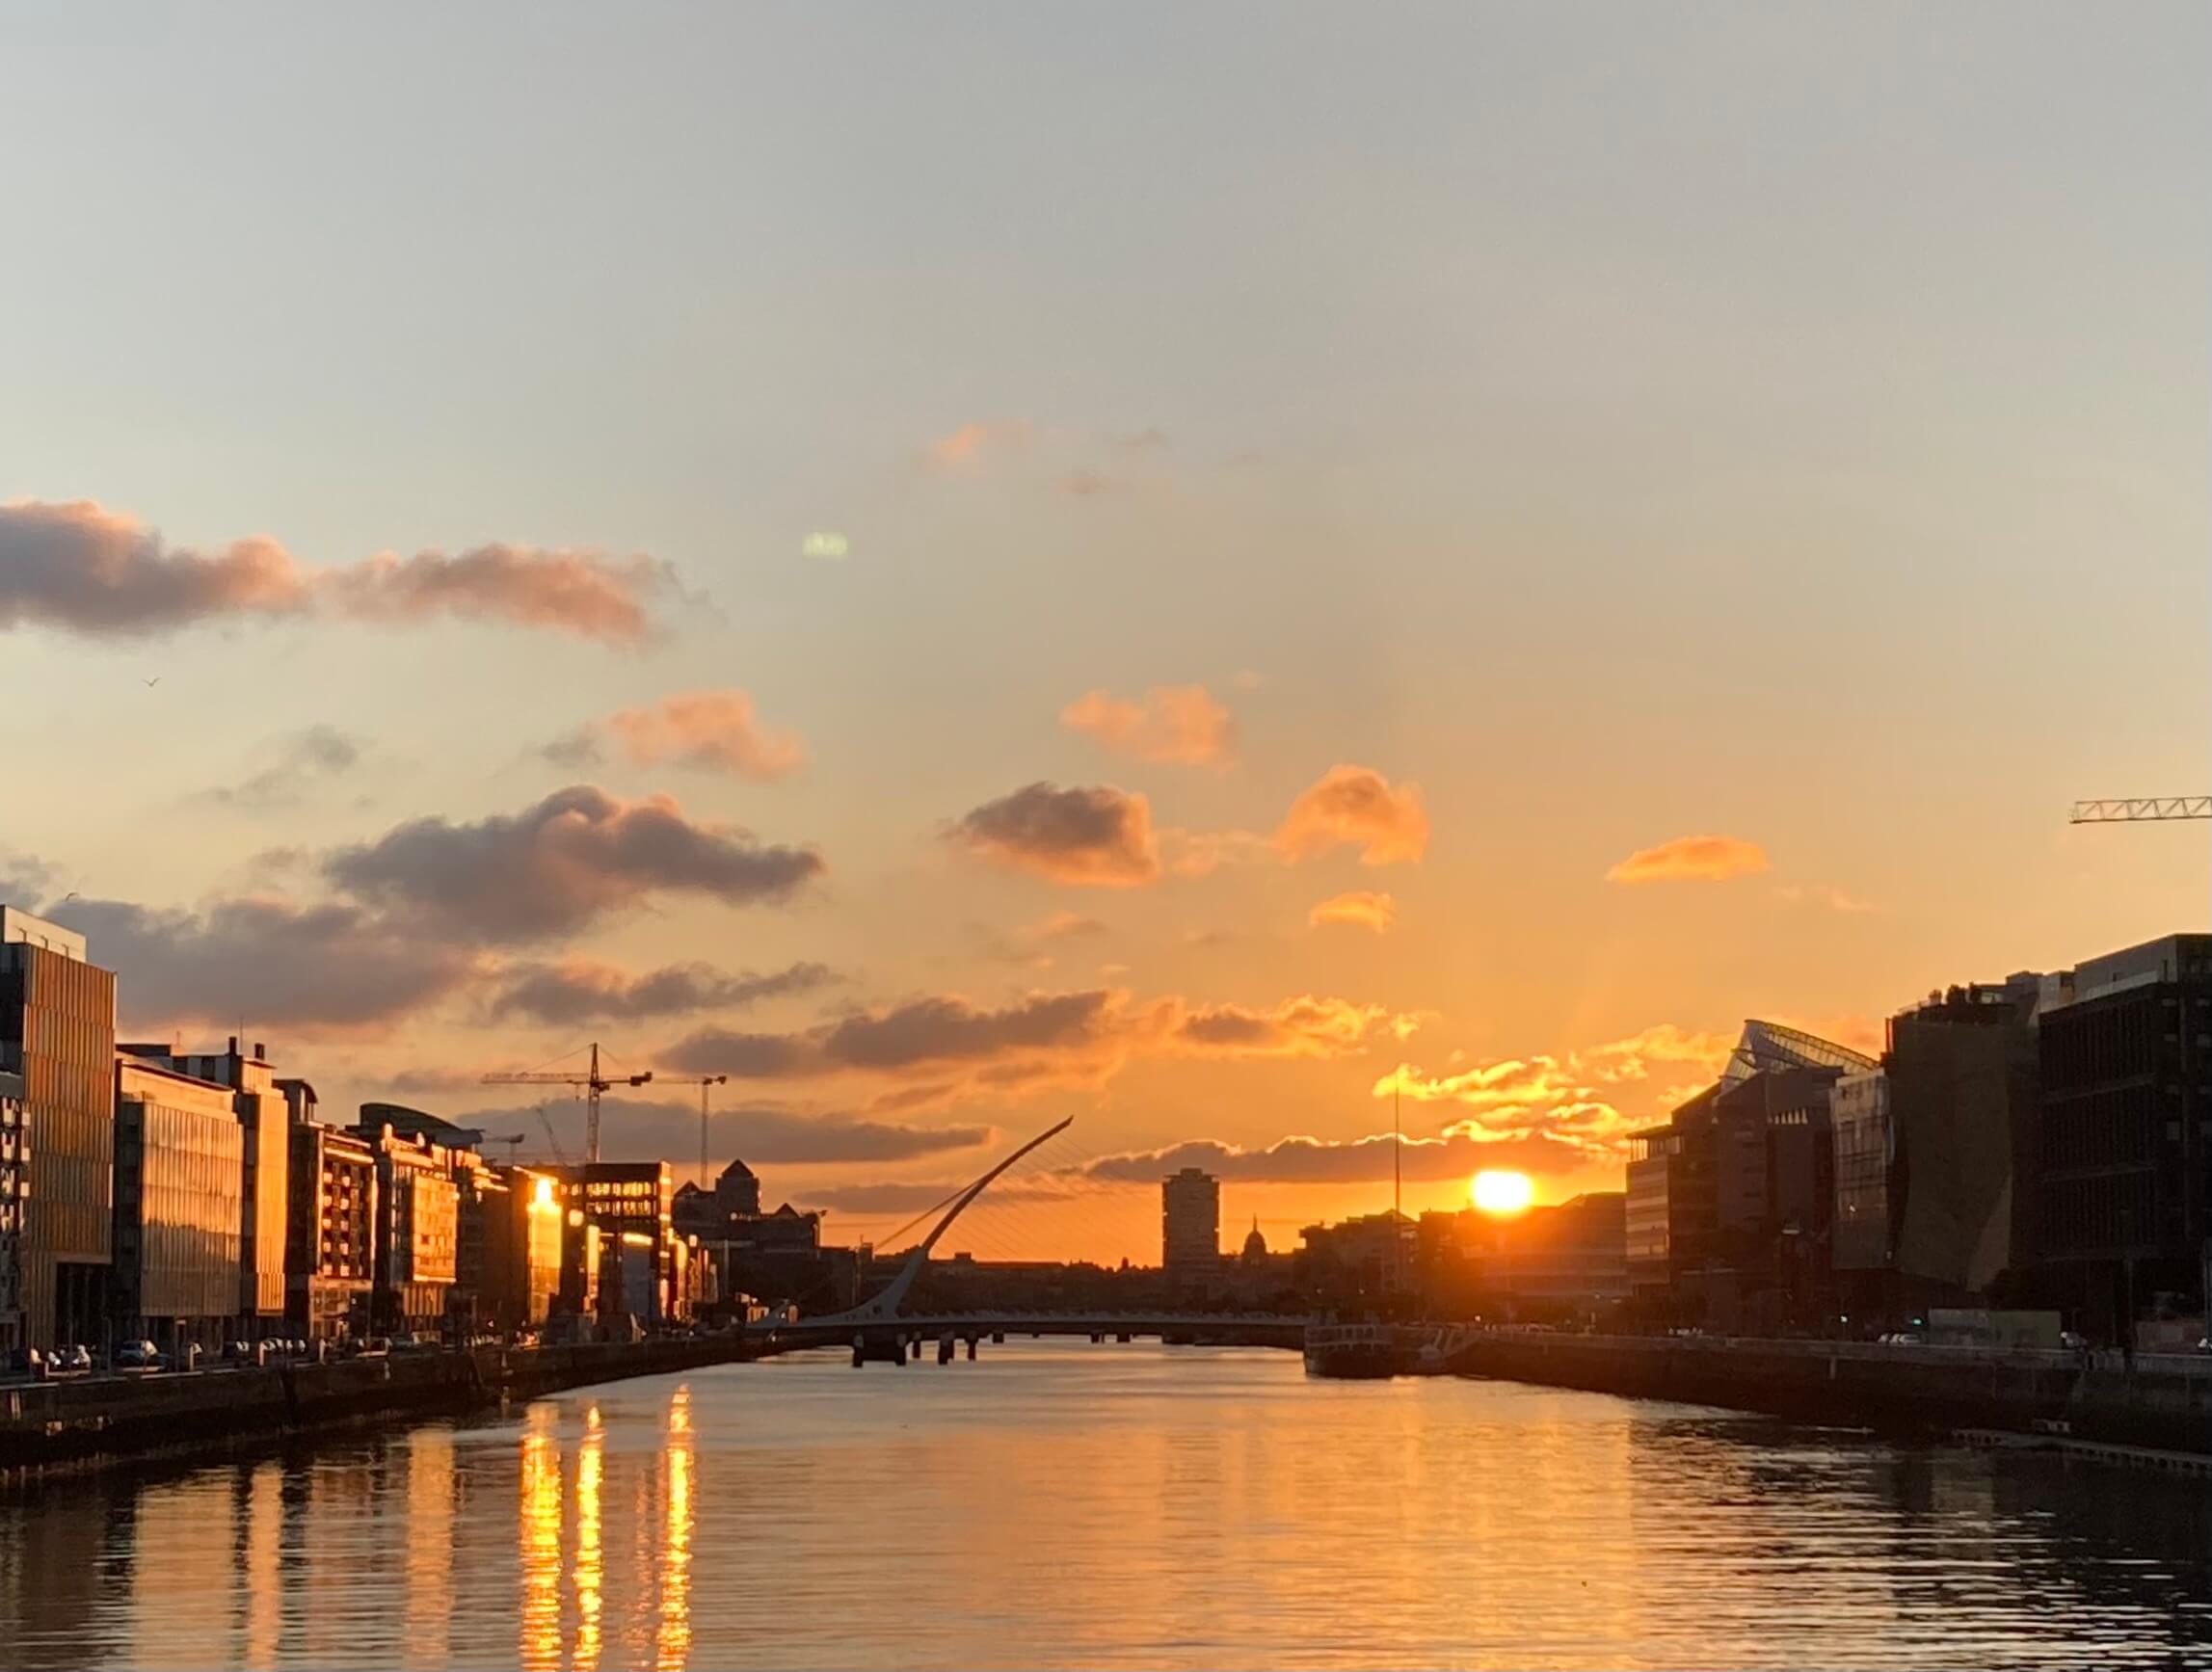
[466,1095,989,1165]
[822,991,1115,1069]
[203,725,365,810]
[490,959,838,1026]
[0,500,311,635]
[660,989,1126,1081]
[0,499,674,644]
[536,729,604,769]
[324,784,824,942]
[947,782,1159,887]
[47,896,477,1030]
[656,1028,821,1078]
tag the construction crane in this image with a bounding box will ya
[2069,797,2211,823]
[481,1043,652,1165]
[531,1106,573,1168]
[654,1074,729,1189]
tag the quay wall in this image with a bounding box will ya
[1456,1333,2212,1454]
[0,1337,752,1477]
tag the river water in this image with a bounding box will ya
[3,1342,2210,1669]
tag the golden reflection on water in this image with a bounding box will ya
[573,1403,604,1672]
[520,1409,563,1672]
[4,1345,2211,1670]
[403,1429,454,1666]
[656,1385,694,1672]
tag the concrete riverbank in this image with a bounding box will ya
[1455,1331,2212,1454]
[0,1335,757,1479]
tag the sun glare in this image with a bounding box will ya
[1471,1169,1534,1216]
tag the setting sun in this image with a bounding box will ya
[1470,1169,1534,1216]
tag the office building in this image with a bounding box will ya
[0,1069,25,1351]
[2035,933,2212,1333]
[286,1119,378,1340]
[2,906,118,1349]
[1297,1210,1416,1297]
[454,1158,563,1330]
[1161,1166,1220,1278]
[1623,1021,1873,1330]
[158,1038,290,1332]
[113,1054,249,1350]
[356,1122,460,1334]
[551,1160,679,1326]
[1833,978,2043,1324]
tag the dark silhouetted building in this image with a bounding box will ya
[1833,975,2044,1326]
[1161,1167,1220,1279]
[2,906,118,1349]
[1624,1021,1873,1330]
[2035,933,2212,1335]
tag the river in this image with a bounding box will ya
[3,1342,2209,1669]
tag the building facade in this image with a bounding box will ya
[113,1055,248,1349]
[174,1041,290,1327]
[552,1161,679,1326]
[286,1121,378,1340]
[1621,1021,1873,1330]
[2,907,118,1349]
[358,1125,459,1334]
[2035,934,2212,1334]
[1161,1167,1220,1278]
[0,1069,25,1350]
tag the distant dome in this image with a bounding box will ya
[1240,1217,1267,1261]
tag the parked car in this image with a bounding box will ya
[2060,1331,2090,1350]
[115,1340,165,1370]
[57,1344,93,1374]
[389,1333,442,1355]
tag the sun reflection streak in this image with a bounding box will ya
[575,1404,605,1672]
[520,1411,564,1672]
[657,1385,694,1671]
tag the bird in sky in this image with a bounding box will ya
[142,677,160,687]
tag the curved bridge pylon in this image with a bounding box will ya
[816,1115,1072,1328]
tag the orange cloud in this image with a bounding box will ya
[1373,1022,1741,1168]
[1060,684,1235,765]
[1308,890,1397,933]
[599,690,805,781]
[920,419,1033,468]
[1605,834,1769,884]
[1275,765,1429,865]
[948,783,1160,887]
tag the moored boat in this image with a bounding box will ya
[1303,1319,1405,1378]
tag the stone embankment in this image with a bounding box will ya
[0,1336,754,1478]
[1456,1331,2212,1454]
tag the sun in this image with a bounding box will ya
[1471,1169,1533,1216]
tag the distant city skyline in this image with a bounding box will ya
[2,5,2205,1263]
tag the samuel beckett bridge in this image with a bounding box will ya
[743,1118,1310,1366]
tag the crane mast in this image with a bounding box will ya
[480,1042,652,1165]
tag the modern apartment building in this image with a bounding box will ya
[2,906,118,1349]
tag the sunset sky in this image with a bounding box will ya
[2,6,2204,1262]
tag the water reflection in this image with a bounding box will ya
[2,1347,2209,1669]
[657,1385,693,1672]
[520,1411,562,1672]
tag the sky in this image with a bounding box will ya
[1,4,2205,1263]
